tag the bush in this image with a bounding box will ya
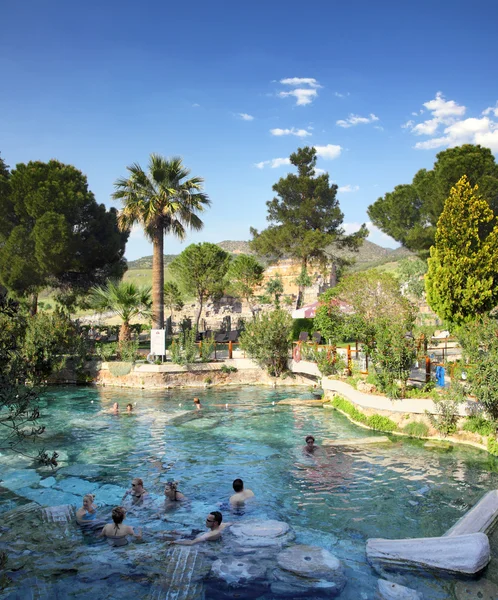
[118,340,139,362]
[199,337,215,362]
[170,329,198,366]
[220,364,237,374]
[425,399,459,436]
[487,436,498,456]
[367,414,398,432]
[403,421,429,437]
[240,309,292,377]
[315,348,346,377]
[291,318,314,341]
[94,342,117,361]
[463,416,497,437]
[331,396,368,424]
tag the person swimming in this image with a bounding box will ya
[126,403,133,413]
[122,477,148,506]
[229,478,255,506]
[193,397,202,410]
[163,481,187,508]
[76,493,98,524]
[303,435,319,455]
[99,506,142,547]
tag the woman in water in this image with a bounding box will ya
[76,493,98,525]
[193,397,202,410]
[122,477,148,506]
[99,507,142,546]
[163,481,187,509]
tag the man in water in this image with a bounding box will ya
[172,511,229,545]
[229,478,255,505]
[112,402,119,414]
[303,435,319,454]
[193,397,202,410]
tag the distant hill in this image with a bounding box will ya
[126,239,414,271]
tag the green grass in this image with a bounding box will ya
[403,421,429,437]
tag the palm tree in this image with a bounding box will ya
[89,280,152,343]
[113,154,210,329]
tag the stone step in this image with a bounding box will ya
[444,489,498,537]
[367,532,490,576]
[1,502,40,524]
[148,546,205,600]
[40,504,75,523]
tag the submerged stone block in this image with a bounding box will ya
[454,578,498,600]
[55,477,99,496]
[444,489,498,537]
[1,469,41,491]
[211,555,268,588]
[41,504,76,523]
[377,579,422,599]
[323,436,391,446]
[148,545,207,600]
[230,519,295,548]
[367,532,490,576]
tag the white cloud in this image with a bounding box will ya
[336,113,379,128]
[343,222,399,248]
[412,118,440,136]
[483,102,498,117]
[423,91,466,119]
[338,184,360,193]
[280,77,321,88]
[314,168,327,176]
[334,91,349,98]
[413,115,498,151]
[402,120,415,129]
[238,113,254,121]
[314,144,342,160]
[270,127,312,137]
[279,88,318,106]
[254,157,291,169]
[192,103,200,108]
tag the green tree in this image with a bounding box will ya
[251,146,367,308]
[240,309,293,376]
[0,160,128,314]
[425,176,498,325]
[397,258,427,298]
[170,242,231,330]
[265,273,284,308]
[226,254,264,317]
[113,154,210,330]
[368,145,498,258]
[163,281,184,321]
[313,288,345,344]
[89,280,152,343]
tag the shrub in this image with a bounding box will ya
[403,421,429,437]
[331,396,368,424]
[367,414,398,432]
[240,309,292,377]
[315,348,346,377]
[291,318,314,341]
[108,361,133,377]
[199,337,215,362]
[170,329,198,366]
[487,436,498,456]
[220,364,237,374]
[425,400,459,436]
[118,340,139,362]
[204,376,213,385]
[94,342,117,361]
[463,416,497,437]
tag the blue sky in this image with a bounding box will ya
[2,0,498,260]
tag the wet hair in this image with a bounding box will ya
[83,493,95,504]
[232,478,244,493]
[305,435,315,443]
[126,403,133,409]
[112,506,126,533]
[210,510,222,525]
[193,397,201,404]
[165,480,179,500]
[132,478,144,487]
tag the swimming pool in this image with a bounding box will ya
[1,385,498,599]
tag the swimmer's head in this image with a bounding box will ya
[83,493,95,507]
[232,478,244,492]
[207,511,222,527]
[112,506,126,525]
[305,435,315,444]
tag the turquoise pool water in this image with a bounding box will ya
[1,385,498,599]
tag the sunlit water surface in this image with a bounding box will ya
[1,385,498,599]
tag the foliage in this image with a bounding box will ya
[403,421,429,437]
[457,315,498,419]
[293,266,312,298]
[199,336,215,362]
[397,258,427,298]
[94,342,117,361]
[487,436,498,456]
[426,176,498,325]
[88,280,152,342]
[425,396,460,436]
[163,281,184,319]
[0,160,128,310]
[114,153,210,329]
[314,348,346,377]
[170,329,198,366]
[220,364,237,374]
[331,396,368,424]
[251,146,367,307]
[404,382,436,398]
[265,274,284,308]
[291,318,314,341]
[367,414,398,432]
[226,254,264,316]
[170,242,231,330]
[370,320,417,399]
[117,340,140,362]
[463,416,497,436]
[108,362,133,377]
[313,288,346,345]
[240,309,293,376]
[368,144,498,258]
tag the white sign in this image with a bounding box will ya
[151,329,166,356]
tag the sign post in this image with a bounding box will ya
[150,329,166,360]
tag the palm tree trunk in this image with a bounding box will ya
[152,229,164,329]
[119,321,131,343]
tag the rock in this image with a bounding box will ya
[277,398,325,406]
[55,477,99,496]
[230,520,295,548]
[15,486,80,508]
[271,567,345,597]
[1,502,40,524]
[148,545,207,600]
[454,578,498,600]
[423,441,452,450]
[41,504,75,523]
[277,545,345,581]
[93,483,125,506]
[367,532,490,576]
[39,476,56,488]
[378,579,422,599]
[323,436,391,447]
[1,469,41,491]
[211,556,267,586]
[445,489,498,537]
[357,381,377,393]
